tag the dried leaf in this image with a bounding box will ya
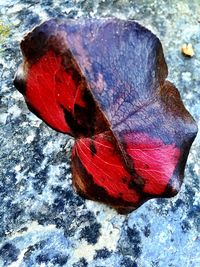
[14,19,197,213]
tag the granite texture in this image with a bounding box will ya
[0,1,199,267]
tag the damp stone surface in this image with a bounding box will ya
[0,1,199,267]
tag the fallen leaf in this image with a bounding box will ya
[14,19,198,213]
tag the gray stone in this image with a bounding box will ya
[0,1,199,267]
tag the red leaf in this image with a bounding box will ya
[14,18,197,213]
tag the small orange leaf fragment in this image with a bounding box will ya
[181,43,195,57]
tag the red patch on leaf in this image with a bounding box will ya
[125,132,180,195]
[73,132,139,203]
[26,50,73,133]
[26,50,87,135]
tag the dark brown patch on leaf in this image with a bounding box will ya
[89,141,97,156]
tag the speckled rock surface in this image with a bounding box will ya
[0,1,199,267]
